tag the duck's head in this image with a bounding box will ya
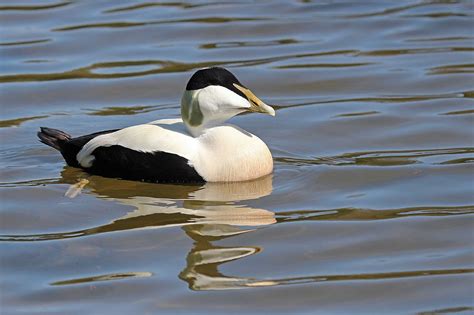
[181,67,275,135]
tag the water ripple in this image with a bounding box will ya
[242,268,474,289]
[2,46,471,83]
[0,50,358,83]
[404,12,470,18]
[0,1,71,11]
[276,62,375,69]
[441,109,474,116]
[277,205,474,223]
[200,38,299,49]
[51,272,153,286]
[273,92,469,111]
[1,205,472,243]
[406,36,474,43]
[344,1,453,18]
[0,39,51,47]
[357,47,473,57]
[0,60,218,83]
[276,147,474,167]
[87,105,162,116]
[103,1,239,13]
[53,17,269,31]
[429,63,474,75]
[334,111,379,118]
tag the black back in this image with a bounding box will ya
[185,67,247,99]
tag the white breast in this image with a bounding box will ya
[194,125,273,182]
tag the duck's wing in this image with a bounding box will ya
[75,124,204,183]
[147,118,183,125]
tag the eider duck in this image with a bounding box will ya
[38,67,275,183]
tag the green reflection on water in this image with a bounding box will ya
[0,115,48,128]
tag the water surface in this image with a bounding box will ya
[1,1,473,314]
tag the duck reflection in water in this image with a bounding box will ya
[4,168,471,289]
[50,168,276,290]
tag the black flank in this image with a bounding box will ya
[89,145,204,183]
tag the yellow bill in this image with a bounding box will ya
[234,83,276,116]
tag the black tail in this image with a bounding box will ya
[37,127,71,151]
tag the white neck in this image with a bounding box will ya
[181,87,248,137]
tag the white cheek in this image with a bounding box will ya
[198,85,249,115]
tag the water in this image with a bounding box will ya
[1,1,473,314]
